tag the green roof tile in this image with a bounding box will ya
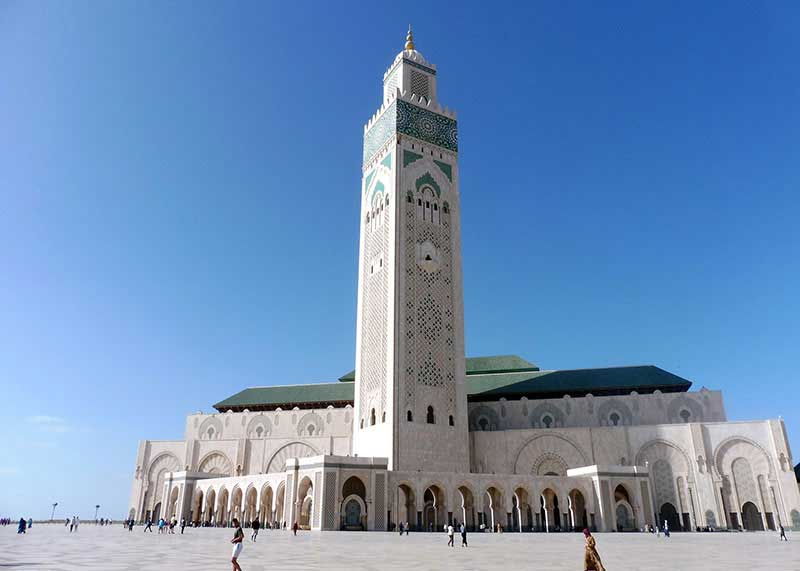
[213,362,691,412]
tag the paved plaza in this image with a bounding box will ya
[2,525,799,570]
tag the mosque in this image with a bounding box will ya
[128,30,800,533]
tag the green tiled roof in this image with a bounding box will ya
[213,359,691,412]
[213,383,354,412]
[337,354,537,383]
[466,365,691,401]
[466,355,539,375]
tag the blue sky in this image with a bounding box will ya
[1,1,798,519]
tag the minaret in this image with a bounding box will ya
[353,29,468,472]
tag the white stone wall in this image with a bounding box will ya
[468,389,726,432]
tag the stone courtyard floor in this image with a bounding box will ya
[2,525,799,570]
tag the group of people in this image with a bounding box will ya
[139,516,188,534]
[0,518,17,526]
[65,516,80,532]
[16,518,33,534]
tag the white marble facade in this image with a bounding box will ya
[129,32,800,533]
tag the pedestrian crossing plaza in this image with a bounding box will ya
[2,524,799,570]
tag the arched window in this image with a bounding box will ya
[609,412,621,426]
[679,409,691,423]
[382,411,386,423]
[448,415,454,426]
[426,406,435,424]
[370,408,376,426]
[207,427,215,439]
[360,418,364,429]
[307,424,315,436]
[542,415,553,428]
[478,418,488,431]
[255,426,263,438]
[407,410,413,422]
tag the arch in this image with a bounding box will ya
[230,486,244,522]
[659,502,681,532]
[422,483,446,531]
[426,405,435,424]
[342,475,367,500]
[397,482,417,530]
[246,414,273,438]
[741,501,764,531]
[596,398,633,426]
[614,484,636,531]
[666,394,704,423]
[244,486,258,525]
[216,487,230,525]
[529,402,566,428]
[512,486,534,532]
[296,412,325,437]
[539,488,561,532]
[483,485,505,532]
[297,476,314,529]
[635,439,691,476]
[198,416,224,440]
[341,476,367,530]
[652,459,678,515]
[275,482,286,527]
[198,451,233,476]
[264,441,319,474]
[513,434,589,475]
[204,488,216,524]
[568,488,588,531]
[453,484,476,530]
[468,405,499,431]
[191,488,204,523]
[144,453,180,515]
[713,437,775,479]
[259,484,274,524]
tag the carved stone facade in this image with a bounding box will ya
[128,34,800,533]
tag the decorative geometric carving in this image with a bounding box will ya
[296,412,325,437]
[198,452,233,476]
[323,472,337,529]
[513,434,588,475]
[265,442,319,474]
[397,100,457,152]
[469,405,500,431]
[374,473,386,530]
[313,472,322,528]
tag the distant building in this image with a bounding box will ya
[129,30,800,533]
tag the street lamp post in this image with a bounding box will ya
[95,505,100,523]
[51,502,58,522]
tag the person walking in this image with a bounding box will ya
[447,523,455,547]
[460,522,468,547]
[405,521,410,535]
[292,521,299,536]
[780,524,788,541]
[250,517,260,542]
[65,518,70,528]
[69,516,75,533]
[230,518,244,571]
[17,518,26,534]
[144,518,153,532]
[663,520,670,538]
[583,529,606,571]
[128,518,134,532]
[180,517,186,535]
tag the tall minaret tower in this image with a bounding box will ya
[353,28,469,472]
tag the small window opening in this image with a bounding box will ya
[370,408,376,426]
[609,412,621,426]
[448,415,454,426]
[426,406,435,424]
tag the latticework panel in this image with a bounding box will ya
[358,194,390,421]
[402,183,456,418]
[323,472,337,529]
[374,473,386,530]
[313,472,322,528]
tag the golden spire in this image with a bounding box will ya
[404,25,415,51]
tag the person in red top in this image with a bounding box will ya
[230,518,243,571]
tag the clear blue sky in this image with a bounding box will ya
[1,1,798,520]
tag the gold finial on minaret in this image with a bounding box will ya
[404,25,415,51]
